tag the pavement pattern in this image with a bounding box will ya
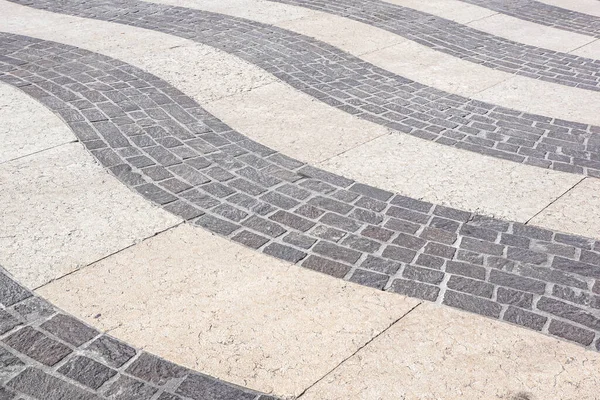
[1,0,600,398]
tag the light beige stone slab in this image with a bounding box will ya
[536,0,600,17]
[382,0,497,24]
[36,224,419,398]
[474,75,600,127]
[204,82,390,164]
[0,1,275,104]
[302,303,600,400]
[361,41,510,96]
[468,13,597,54]
[530,177,600,240]
[319,134,582,223]
[0,83,74,164]
[571,39,600,59]
[0,143,180,289]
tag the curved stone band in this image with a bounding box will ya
[0,266,276,399]
[1,32,599,352]
[8,0,600,179]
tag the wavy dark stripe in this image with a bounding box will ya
[460,0,600,39]
[0,267,274,399]
[7,0,600,178]
[1,32,599,351]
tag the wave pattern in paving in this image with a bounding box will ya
[8,0,600,178]
[460,0,600,39]
[262,0,600,88]
[0,267,274,400]
[1,33,599,352]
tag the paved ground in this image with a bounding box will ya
[1,0,600,399]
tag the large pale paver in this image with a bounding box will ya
[468,12,596,54]
[302,303,600,400]
[36,224,419,398]
[530,178,600,240]
[204,82,390,163]
[145,0,600,125]
[536,0,600,18]
[0,83,74,163]
[382,0,497,24]
[571,39,600,60]
[319,133,582,223]
[0,143,180,288]
[0,0,275,104]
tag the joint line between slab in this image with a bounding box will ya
[0,139,77,166]
[524,176,586,225]
[295,301,423,399]
[32,221,185,292]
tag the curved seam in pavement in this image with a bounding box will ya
[7,0,600,179]
[1,32,599,352]
[0,266,277,399]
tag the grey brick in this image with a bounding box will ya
[414,254,444,270]
[302,255,351,278]
[298,166,353,188]
[350,208,383,224]
[360,255,401,275]
[135,183,177,205]
[530,241,576,258]
[307,196,353,214]
[386,206,429,224]
[8,368,98,400]
[512,224,553,241]
[169,164,210,185]
[460,237,504,256]
[433,206,471,222]
[384,218,420,234]
[238,166,280,187]
[392,233,426,250]
[126,353,187,386]
[313,241,361,264]
[419,227,457,245]
[548,320,595,346]
[85,336,136,369]
[552,256,600,278]
[332,189,360,203]
[460,224,498,242]
[180,189,220,209]
[263,243,307,263]
[160,178,191,194]
[355,196,387,212]
[311,225,346,242]
[580,250,600,266]
[467,215,509,232]
[447,275,493,298]
[212,204,248,222]
[349,269,389,289]
[361,225,394,242]
[503,307,547,331]
[423,242,456,259]
[0,272,31,307]
[500,234,530,248]
[445,261,486,280]
[4,327,71,367]
[58,356,116,390]
[507,247,548,265]
[276,184,310,200]
[390,195,432,213]
[242,216,286,237]
[13,297,54,323]
[176,374,255,400]
[0,310,20,335]
[497,287,533,309]
[261,191,299,210]
[403,265,445,284]
[554,233,592,250]
[349,183,393,201]
[40,314,98,347]
[537,297,600,330]
[382,245,416,263]
[232,231,269,249]
[196,215,240,236]
[455,250,484,265]
[163,200,203,220]
[320,212,363,232]
[389,279,440,301]
[443,290,502,318]
[296,205,326,219]
[283,232,316,249]
[341,235,380,253]
[490,270,546,294]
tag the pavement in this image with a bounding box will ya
[0,0,599,399]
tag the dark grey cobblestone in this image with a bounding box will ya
[8,0,600,179]
[0,266,277,399]
[1,33,600,353]
[459,0,600,39]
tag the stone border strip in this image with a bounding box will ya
[262,0,600,88]
[1,33,600,352]
[459,0,600,39]
[0,267,276,400]
[8,0,600,179]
